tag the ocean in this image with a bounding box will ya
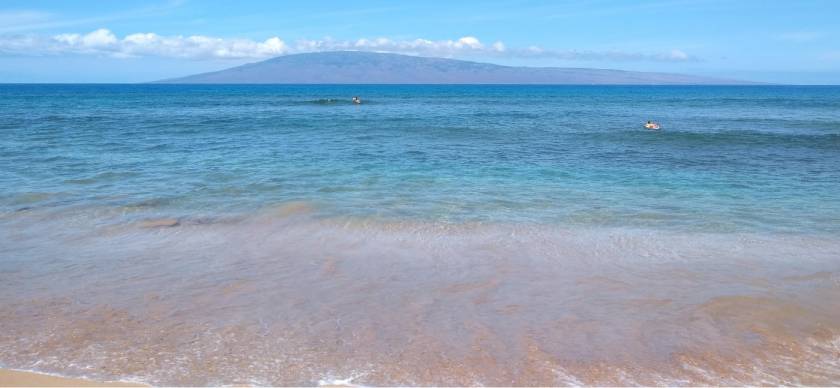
[1,84,839,385]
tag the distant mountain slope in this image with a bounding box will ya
[157,51,747,84]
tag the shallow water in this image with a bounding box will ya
[1,85,839,385]
[3,85,840,232]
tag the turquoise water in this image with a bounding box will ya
[2,84,839,232]
[2,85,840,385]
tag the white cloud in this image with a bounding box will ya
[54,28,117,48]
[669,49,689,61]
[83,28,118,46]
[288,35,491,57]
[455,36,482,49]
[0,28,697,62]
[507,47,699,62]
[0,29,289,59]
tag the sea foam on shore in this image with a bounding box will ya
[1,208,839,385]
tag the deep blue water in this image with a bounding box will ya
[2,84,839,232]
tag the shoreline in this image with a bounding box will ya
[0,369,145,387]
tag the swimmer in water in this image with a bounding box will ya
[645,121,660,130]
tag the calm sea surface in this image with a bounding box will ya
[1,85,839,385]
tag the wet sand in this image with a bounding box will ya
[2,209,840,385]
[0,369,144,387]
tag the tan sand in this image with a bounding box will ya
[0,369,145,387]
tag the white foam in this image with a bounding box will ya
[318,373,366,387]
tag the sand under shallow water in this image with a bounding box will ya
[1,207,839,386]
[0,368,143,387]
[3,84,840,386]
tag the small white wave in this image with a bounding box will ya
[318,376,360,386]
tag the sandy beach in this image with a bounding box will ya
[0,369,144,387]
[2,84,840,385]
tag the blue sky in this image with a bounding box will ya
[0,0,838,83]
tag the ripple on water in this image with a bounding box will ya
[1,210,839,385]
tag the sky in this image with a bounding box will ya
[0,0,838,84]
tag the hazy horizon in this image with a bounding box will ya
[151,51,753,85]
